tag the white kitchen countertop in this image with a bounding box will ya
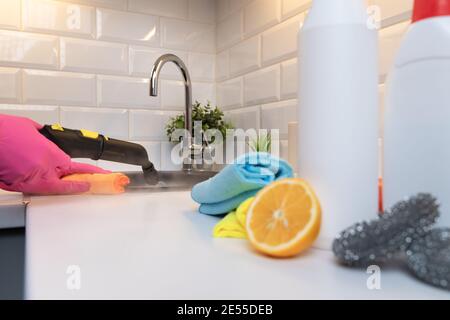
[25,191,450,300]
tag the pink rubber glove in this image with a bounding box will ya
[0,114,110,195]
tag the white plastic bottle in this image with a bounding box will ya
[384,0,450,227]
[298,0,379,249]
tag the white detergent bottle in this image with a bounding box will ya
[384,0,450,227]
[298,0,379,249]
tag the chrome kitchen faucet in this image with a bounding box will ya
[149,54,200,170]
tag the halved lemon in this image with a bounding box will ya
[246,178,321,258]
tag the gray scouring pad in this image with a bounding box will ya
[406,228,450,290]
[332,193,440,267]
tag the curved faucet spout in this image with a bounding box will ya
[149,54,192,136]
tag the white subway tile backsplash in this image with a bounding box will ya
[216,50,229,81]
[262,15,302,66]
[261,100,297,138]
[0,0,410,171]
[23,0,95,38]
[161,80,185,110]
[229,0,252,14]
[161,80,215,110]
[229,36,260,76]
[281,58,297,100]
[60,106,129,139]
[216,0,230,22]
[161,18,215,54]
[281,0,310,20]
[23,69,96,106]
[217,10,242,51]
[97,8,159,46]
[0,105,59,124]
[244,65,280,106]
[244,0,280,38]
[60,37,128,74]
[102,141,162,171]
[226,106,260,130]
[189,0,216,24]
[97,75,160,108]
[368,0,413,26]
[129,46,187,80]
[130,110,181,141]
[96,160,139,172]
[379,21,409,81]
[0,0,21,30]
[280,139,289,161]
[0,68,21,104]
[217,77,242,109]
[189,52,215,82]
[60,0,127,10]
[161,141,183,171]
[138,141,162,170]
[129,0,189,20]
[192,82,215,105]
[0,30,58,69]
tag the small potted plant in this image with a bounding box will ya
[166,101,234,169]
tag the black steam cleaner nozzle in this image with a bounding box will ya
[142,161,160,185]
[39,124,161,185]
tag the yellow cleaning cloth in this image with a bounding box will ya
[62,173,130,194]
[213,211,247,239]
[213,197,254,239]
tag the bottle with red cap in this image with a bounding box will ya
[384,0,450,227]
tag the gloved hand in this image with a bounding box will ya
[0,114,110,195]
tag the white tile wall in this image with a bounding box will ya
[60,106,129,139]
[0,104,59,124]
[281,0,310,20]
[192,82,216,105]
[217,10,242,51]
[0,68,22,104]
[216,50,229,81]
[97,75,160,108]
[160,18,215,54]
[96,8,159,45]
[0,0,414,169]
[244,65,280,106]
[229,35,260,76]
[261,14,303,66]
[161,80,185,110]
[60,37,129,74]
[0,30,59,69]
[0,0,216,171]
[0,0,21,30]
[161,141,183,171]
[225,105,260,130]
[61,0,128,10]
[261,100,297,138]
[129,110,181,141]
[217,77,242,109]
[368,0,413,27]
[189,52,215,81]
[128,0,189,20]
[189,0,216,24]
[23,69,96,106]
[129,46,187,79]
[280,58,297,100]
[244,0,280,38]
[215,0,413,167]
[23,0,96,38]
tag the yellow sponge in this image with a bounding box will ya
[62,173,130,195]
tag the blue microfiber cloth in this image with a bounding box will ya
[191,152,293,215]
